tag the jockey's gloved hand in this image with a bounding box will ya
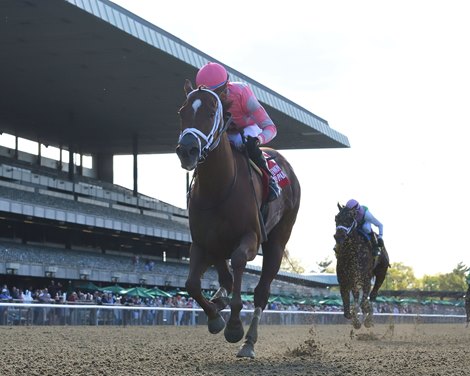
[377,237,384,247]
[245,136,260,154]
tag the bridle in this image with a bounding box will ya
[179,88,237,210]
[178,88,230,163]
[335,209,358,238]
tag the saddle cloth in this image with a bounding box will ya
[255,152,291,201]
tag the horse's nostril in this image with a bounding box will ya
[176,146,189,159]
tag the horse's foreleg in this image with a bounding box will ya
[340,287,352,320]
[211,260,233,311]
[224,233,257,344]
[185,244,225,334]
[351,289,362,329]
[361,282,373,328]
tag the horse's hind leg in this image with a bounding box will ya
[361,284,373,328]
[370,262,389,301]
[237,229,287,358]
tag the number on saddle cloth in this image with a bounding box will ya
[247,152,290,203]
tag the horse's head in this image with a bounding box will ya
[334,202,359,246]
[175,79,226,171]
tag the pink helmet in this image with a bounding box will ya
[196,62,228,90]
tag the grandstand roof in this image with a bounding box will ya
[0,0,349,157]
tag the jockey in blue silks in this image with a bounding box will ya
[345,199,385,262]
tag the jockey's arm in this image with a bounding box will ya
[242,85,277,145]
[364,210,383,238]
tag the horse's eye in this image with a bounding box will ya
[209,112,215,118]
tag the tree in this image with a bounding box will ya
[383,262,418,290]
[280,249,305,274]
[317,257,335,273]
[420,262,469,291]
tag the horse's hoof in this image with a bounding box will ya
[211,296,230,311]
[364,317,374,328]
[224,320,244,343]
[344,313,352,320]
[237,343,255,358]
[208,314,225,334]
[352,319,362,330]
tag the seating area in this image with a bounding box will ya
[0,157,188,223]
[0,240,315,295]
[0,156,322,297]
[0,240,188,277]
[0,184,188,234]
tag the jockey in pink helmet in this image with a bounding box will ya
[195,62,281,201]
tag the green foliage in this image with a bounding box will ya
[384,262,418,290]
[280,249,305,274]
[384,261,469,291]
[420,262,469,291]
[317,257,335,273]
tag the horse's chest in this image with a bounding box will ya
[190,216,240,250]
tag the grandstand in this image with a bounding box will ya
[0,0,347,297]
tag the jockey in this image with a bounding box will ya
[195,62,281,202]
[346,199,385,261]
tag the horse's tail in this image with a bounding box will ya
[282,249,303,273]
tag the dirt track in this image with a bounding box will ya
[1,323,469,375]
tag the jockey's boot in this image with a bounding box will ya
[266,173,281,202]
[245,136,281,202]
[370,235,381,268]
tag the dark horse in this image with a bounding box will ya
[334,203,389,329]
[465,286,470,328]
[175,81,301,358]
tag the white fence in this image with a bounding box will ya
[0,303,466,326]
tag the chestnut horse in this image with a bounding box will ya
[175,81,300,358]
[334,203,389,329]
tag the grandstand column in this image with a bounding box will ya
[93,152,114,184]
[133,133,138,197]
[68,146,75,181]
[37,141,41,166]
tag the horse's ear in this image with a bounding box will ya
[337,202,343,211]
[184,79,194,97]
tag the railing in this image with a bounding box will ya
[0,303,466,326]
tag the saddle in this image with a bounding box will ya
[357,230,390,268]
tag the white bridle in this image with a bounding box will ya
[178,88,225,162]
[336,219,357,235]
